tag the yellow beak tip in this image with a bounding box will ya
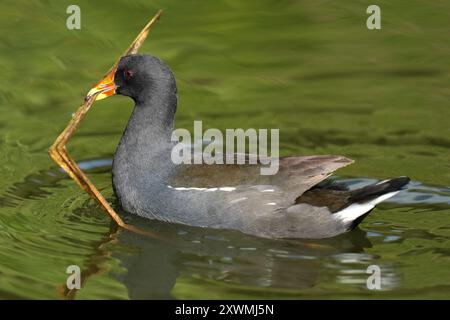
[87,85,116,101]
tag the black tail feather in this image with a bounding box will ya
[296,176,411,214]
[349,176,410,203]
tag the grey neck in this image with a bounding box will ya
[114,89,177,173]
[135,93,175,143]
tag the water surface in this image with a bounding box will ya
[0,0,449,299]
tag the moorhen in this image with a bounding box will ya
[88,54,410,239]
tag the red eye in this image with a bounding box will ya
[124,69,134,81]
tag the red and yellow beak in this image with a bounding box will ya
[85,10,163,101]
[87,66,118,100]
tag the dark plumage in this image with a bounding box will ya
[296,177,411,213]
[110,54,410,239]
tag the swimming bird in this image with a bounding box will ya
[88,54,410,239]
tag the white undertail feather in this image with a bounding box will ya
[333,191,399,224]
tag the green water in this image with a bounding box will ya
[0,0,449,299]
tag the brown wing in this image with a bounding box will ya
[169,154,354,203]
